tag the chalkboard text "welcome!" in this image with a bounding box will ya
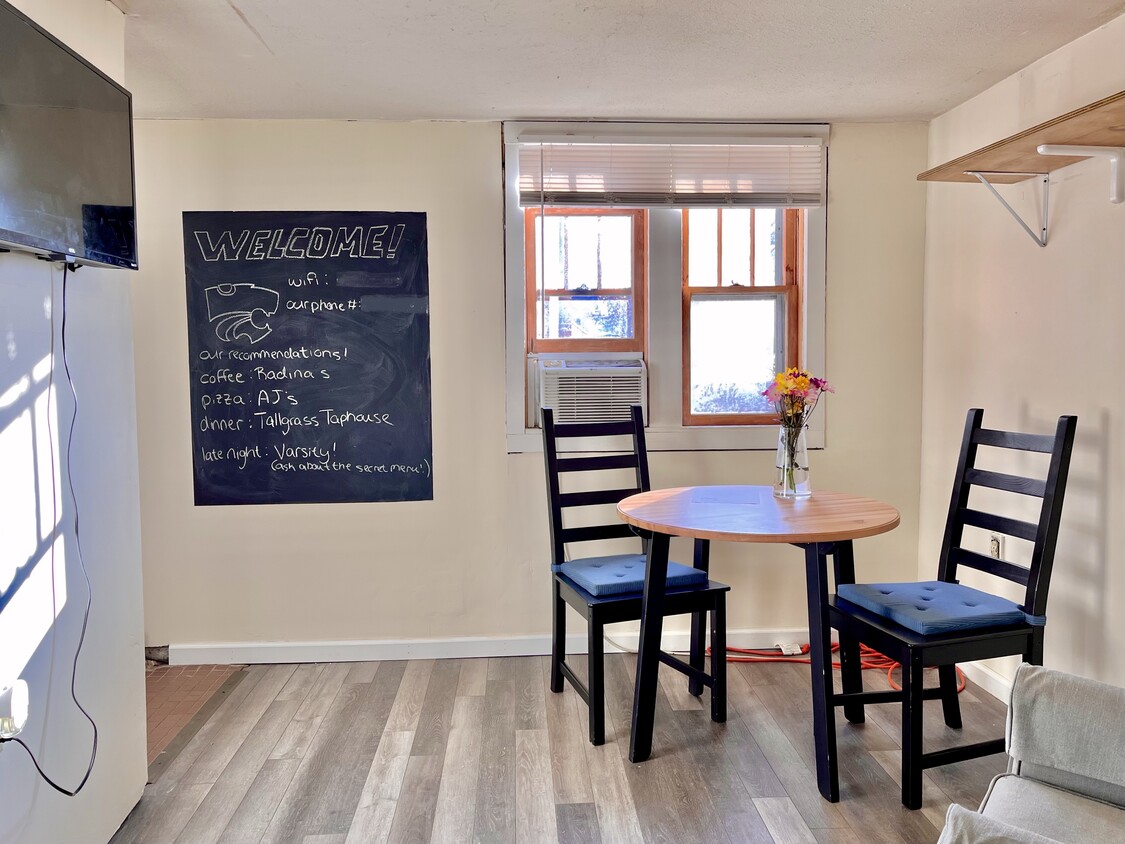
[193,225,407,262]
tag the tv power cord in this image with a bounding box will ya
[0,260,99,796]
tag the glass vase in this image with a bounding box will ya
[774,425,811,498]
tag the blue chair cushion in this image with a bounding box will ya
[836,581,1030,636]
[554,553,708,598]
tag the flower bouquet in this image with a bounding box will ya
[763,368,833,498]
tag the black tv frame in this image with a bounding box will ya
[0,0,138,270]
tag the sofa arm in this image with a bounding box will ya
[1007,664,1125,802]
[937,805,1065,844]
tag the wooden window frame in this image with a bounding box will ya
[524,207,648,354]
[681,208,804,426]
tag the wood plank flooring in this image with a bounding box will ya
[111,656,1008,844]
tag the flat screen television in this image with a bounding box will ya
[0,0,137,269]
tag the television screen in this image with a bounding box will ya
[0,0,137,269]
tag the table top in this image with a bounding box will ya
[617,485,901,544]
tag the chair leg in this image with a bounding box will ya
[833,540,864,725]
[901,650,925,810]
[688,539,710,697]
[550,579,565,694]
[938,665,962,729]
[839,634,865,724]
[689,609,705,697]
[1024,629,1044,665]
[587,617,605,746]
[710,596,727,723]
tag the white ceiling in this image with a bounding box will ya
[116,0,1122,122]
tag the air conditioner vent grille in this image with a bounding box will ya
[538,358,647,425]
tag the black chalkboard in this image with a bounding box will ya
[183,210,432,505]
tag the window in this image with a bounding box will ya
[525,208,646,353]
[682,208,803,425]
[503,122,828,451]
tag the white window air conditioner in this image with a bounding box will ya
[536,355,648,425]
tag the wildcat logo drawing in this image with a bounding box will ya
[204,283,281,344]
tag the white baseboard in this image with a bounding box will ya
[959,662,1013,704]
[170,633,1016,706]
[168,627,813,666]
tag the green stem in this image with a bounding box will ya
[782,421,803,494]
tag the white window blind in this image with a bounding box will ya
[515,127,827,208]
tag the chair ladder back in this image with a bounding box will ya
[541,405,650,566]
[963,467,1048,498]
[541,407,569,566]
[950,548,1031,586]
[972,427,1058,453]
[935,408,984,584]
[1022,414,1077,618]
[551,419,637,438]
[630,405,652,495]
[628,405,652,555]
[556,453,640,473]
[938,409,1078,619]
[559,524,639,544]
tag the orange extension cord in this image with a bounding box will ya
[715,643,967,693]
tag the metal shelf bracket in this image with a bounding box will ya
[1037,144,1125,204]
[965,171,1049,247]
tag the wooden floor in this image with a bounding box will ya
[146,665,243,765]
[110,655,1008,844]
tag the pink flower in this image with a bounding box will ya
[763,369,832,426]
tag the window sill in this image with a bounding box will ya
[507,424,825,454]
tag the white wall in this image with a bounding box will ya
[920,16,1125,689]
[131,118,928,657]
[0,4,147,843]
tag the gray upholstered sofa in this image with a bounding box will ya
[937,663,1125,843]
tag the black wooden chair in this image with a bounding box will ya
[542,404,729,745]
[828,408,1077,809]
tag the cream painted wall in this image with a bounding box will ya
[921,16,1124,687]
[0,2,147,842]
[131,119,928,651]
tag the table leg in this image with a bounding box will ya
[629,530,670,763]
[804,541,840,802]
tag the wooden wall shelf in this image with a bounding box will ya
[918,91,1125,184]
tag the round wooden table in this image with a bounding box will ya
[618,485,901,802]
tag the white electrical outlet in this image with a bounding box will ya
[0,681,29,739]
[989,534,1005,560]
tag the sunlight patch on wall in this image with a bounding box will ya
[0,353,65,688]
[35,382,62,539]
[0,408,36,573]
[0,538,66,687]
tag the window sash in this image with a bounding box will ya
[684,208,788,287]
[524,208,647,353]
[681,209,803,426]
